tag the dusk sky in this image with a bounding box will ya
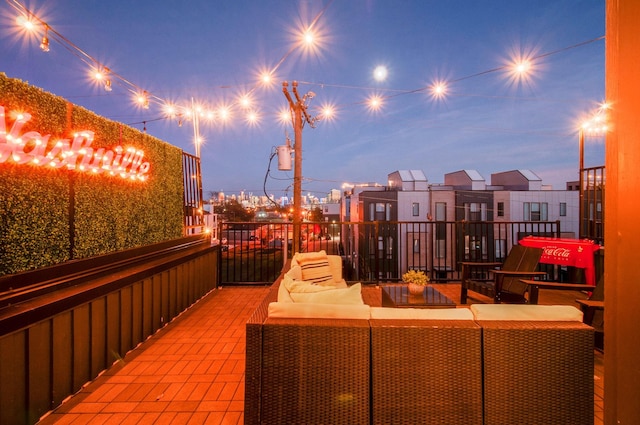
[2,0,605,200]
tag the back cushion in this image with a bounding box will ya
[289,283,364,304]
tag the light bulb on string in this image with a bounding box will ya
[16,15,35,31]
[373,66,388,82]
[103,68,112,92]
[318,102,336,122]
[366,94,384,113]
[39,25,50,52]
[429,80,448,101]
[136,91,150,109]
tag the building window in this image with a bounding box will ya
[464,202,487,221]
[435,202,447,247]
[412,202,419,216]
[524,202,548,221]
[497,202,504,217]
[559,202,567,216]
[413,238,420,253]
[370,202,392,221]
[435,202,446,221]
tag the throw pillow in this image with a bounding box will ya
[295,251,334,286]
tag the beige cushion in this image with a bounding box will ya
[284,274,339,294]
[268,302,371,319]
[277,280,294,303]
[289,283,364,305]
[370,307,474,320]
[326,255,344,283]
[292,251,344,283]
[470,304,583,322]
[278,265,347,303]
[292,251,335,286]
[287,265,302,280]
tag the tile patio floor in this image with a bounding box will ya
[38,284,603,425]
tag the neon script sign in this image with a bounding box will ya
[0,106,150,181]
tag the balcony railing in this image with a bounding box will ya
[580,165,605,244]
[218,220,563,285]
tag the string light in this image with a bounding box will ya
[319,103,336,121]
[430,81,448,101]
[39,24,49,52]
[260,72,274,86]
[16,14,34,31]
[6,0,605,150]
[245,110,260,126]
[303,31,314,45]
[136,91,150,109]
[103,68,112,92]
[373,66,388,82]
[366,94,384,112]
[580,103,610,135]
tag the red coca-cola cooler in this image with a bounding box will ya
[519,236,600,285]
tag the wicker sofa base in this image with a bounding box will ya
[246,282,594,425]
[480,320,594,425]
[370,319,483,425]
[261,318,371,424]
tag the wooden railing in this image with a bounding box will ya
[0,235,219,425]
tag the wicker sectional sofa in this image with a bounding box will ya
[245,256,594,425]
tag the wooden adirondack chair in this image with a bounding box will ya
[459,245,545,304]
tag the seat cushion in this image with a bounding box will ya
[370,307,474,320]
[470,304,583,321]
[267,301,371,319]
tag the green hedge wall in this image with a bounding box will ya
[0,74,184,276]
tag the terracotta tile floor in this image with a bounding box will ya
[38,284,603,425]
[38,286,270,425]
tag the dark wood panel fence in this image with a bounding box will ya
[0,236,218,425]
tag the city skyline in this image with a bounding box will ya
[1,0,605,198]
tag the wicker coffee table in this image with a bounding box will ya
[381,284,456,308]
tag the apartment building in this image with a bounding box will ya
[341,169,577,281]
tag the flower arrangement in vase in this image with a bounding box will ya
[402,269,430,295]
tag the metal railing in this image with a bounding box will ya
[218,220,562,285]
[580,165,605,244]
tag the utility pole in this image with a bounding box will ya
[282,81,317,255]
[191,97,201,158]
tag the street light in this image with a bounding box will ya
[282,80,320,255]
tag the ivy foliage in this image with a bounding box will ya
[0,74,184,276]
